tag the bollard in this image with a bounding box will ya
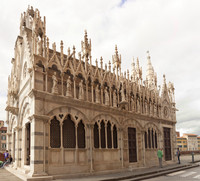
[192,152,194,163]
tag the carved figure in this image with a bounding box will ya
[95,85,100,103]
[52,72,58,94]
[105,87,109,106]
[145,101,148,115]
[66,77,72,97]
[131,96,135,112]
[154,103,157,117]
[113,90,117,108]
[79,80,84,100]
[137,98,140,113]
[121,83,126,102]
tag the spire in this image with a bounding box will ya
[112,45,121,76]
[146,51,155,89]
[81,30,91,61]
[131,57,135,82]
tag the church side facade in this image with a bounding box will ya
[6,6,177,178]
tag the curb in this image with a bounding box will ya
[100,164,199,181]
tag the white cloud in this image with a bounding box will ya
[0,0,200,135]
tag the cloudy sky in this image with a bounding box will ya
[0,0,200,135]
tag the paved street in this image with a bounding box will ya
[0,154,199,181]
[0,168,22,181]
[145,165,200,181]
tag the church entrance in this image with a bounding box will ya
[164,127,171,161]
[128,127,137,162]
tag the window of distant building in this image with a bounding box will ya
[2,143,6,149]
[1,135,6,140]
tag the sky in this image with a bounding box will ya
[0,0,200,136]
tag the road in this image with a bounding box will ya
[144,164,200,181]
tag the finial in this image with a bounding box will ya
[73,45,76,53]
[52,42,56,53]
[78,52,81,60]
[68,47,70,56]
[100,57,103,69]
[115,45,118,55]
[163,74,166,84]
[47,37,49,46]
[60,40,63,49]
[127,69,129,80]
[147,50,151,60]
[105,63,107,71]
[108,60,111,71]
[95,59,98,67]
[84,30,88,41]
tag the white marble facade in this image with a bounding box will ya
[5,6,177,179]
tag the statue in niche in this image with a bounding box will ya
[105,87,109,106]
[121,83,126,102]
[137,98,140,113]
[154,103,157,117]
[150,102,153,116]
[131,97,135,112]
[66,77,72,97]
[145,101,148,115]
[13,75,17,93]
[79,80,84,100]
[52,72,58,94]
[37,37,43,56]
[113,90,117,108]
[95,85,100,103]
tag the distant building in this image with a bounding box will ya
[198,137,200,150]
[0,120,7,152]
[176,136,187,151]
[183,134,198,151]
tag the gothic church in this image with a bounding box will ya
[6,6,177,179]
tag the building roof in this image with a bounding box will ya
[0,127,7,131]
[177,137,187,139]
[183,133,198,136]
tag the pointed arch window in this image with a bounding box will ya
[113,125,118,148]
[50,116,60,148]
[63,115,75,148]
[77,120,85,148]
[145,131,147,148]
[155,131,158,148]
[152,129,154,148]
[107,121,112,148]
[94,122,99,148]
[101,121,106,148]
[148,129,151,148]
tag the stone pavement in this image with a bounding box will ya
[0,154,199,181]
[0,168,22,181]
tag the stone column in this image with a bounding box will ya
[111,125,114,149]
[74,78,76,99]
[101,86,103,104]
[105,122,108,149]
[86,81,88,101]
[87,123,94,173]
[142,131,146,167]
[61,72,64,96]
[120,128,124,168]
[18,127,22,167]
[28,115,49,177]
[98,125,101,149]
[14,127,19,168]
[60,121,64,165]
[91,82,94,103]
[75,124,78,164]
